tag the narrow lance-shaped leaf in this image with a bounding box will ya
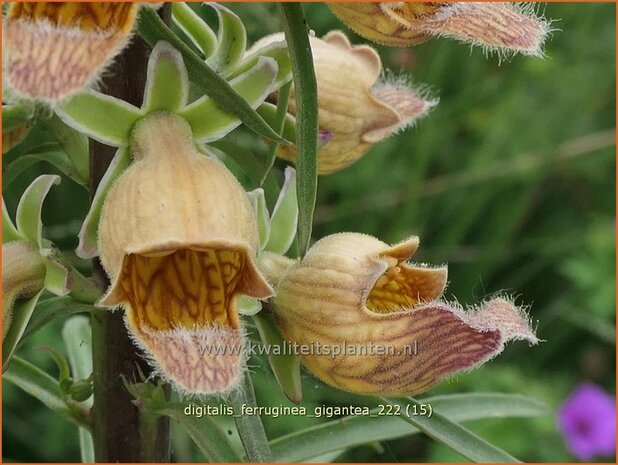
[56,90,144,147]
[3,147,85,188]
[3,356,90,427]
[207,3,247,76]
[150,404,243,463]
[236,40,293,91]
[266,167,298,255]
[179,57,278,142]
[137,7,286,144]
[270,393,549,462]
[383,397,520,463]
[280,3,319,257]
[42,115,89,185]
[2,103,33,131]
[252,311,303,404]
[16,175,60,247]
[257,102,296,144]
[172,2,217,58]
[247,188,271,250]
[228,374,274,462]
[260,81,293,187]
[142,41,189,113]
[2,291,43,373]
[62,316,94,462]
[77,147,131,258]
[21,296,96,343]
[3,198,25,243]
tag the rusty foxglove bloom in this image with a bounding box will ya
[329,2,549,56]
[251,31,435,174]
[270,233,537,396]
[98,112,273,394]
[3,2,139,102]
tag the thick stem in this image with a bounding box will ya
[90,5,171,462]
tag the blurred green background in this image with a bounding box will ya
[3,2,615,463]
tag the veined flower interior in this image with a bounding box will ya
[366,252,447,314]
[119,248,247,331]
[9,2,136,32]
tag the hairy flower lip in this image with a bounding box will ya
[4,2,139,102]
[100,241,274,311]
[272,233,537,396]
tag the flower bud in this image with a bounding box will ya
[2,124,31,154]
[98,112,273,394]
[329,2,549,56]
[2,241,46,341]
[251,31,435,174]
[4,2,139,102]
[272,233,537,396]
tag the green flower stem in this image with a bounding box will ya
[39,114,89,185]
[279,3,319,257]
[89,7,171,461]
[137,7,285,144]
[66,265,102,305]
[261,81,292,187]
[229,374,273,462]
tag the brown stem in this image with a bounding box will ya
[90,5,171,462]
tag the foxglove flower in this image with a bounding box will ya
[329,2,550,56]
[98,112,273,395]
[3,2,140,102]
[558,383,616,461]
[251,31,435,174]
[269,233,537,396]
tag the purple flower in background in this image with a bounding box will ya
[558,383,616,461]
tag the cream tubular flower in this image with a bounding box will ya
[251,31,435,174]
[98,112,273,395]
[271,233,538,396]
[3,2,139,103]
[328,2,550,56]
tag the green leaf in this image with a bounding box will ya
[172,2,217,58]
[21,296,95,345]
[207,3,247,76]
[2,290,43,373]
[179,57,278,142]
[3,146,86,188]
[229,374,273,462]
[270,393,548,462]
[38,345,72,386]
[56,90,143,147]
[256,102,296,144]
[252,311,302,404]
[247,188,271,249]
[142,41,189,112]
[16,174,60,247]
[39,247,101,303]
[3,103,33,131]
[280,3,319,257]
[383,397,520,462]
[237,295,263,316]
[3,356,90,427]
[266,167,298,255]
[151,404,243,463]
[236,40,293,91]
[138,7,286,144]
[62,315,94,404]
[42,114,89,184]
[3,198,25,243]
[77,147,131,258]
[259,82,293,187]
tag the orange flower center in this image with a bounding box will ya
[9,2,136,33]
[119,249,245,331]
